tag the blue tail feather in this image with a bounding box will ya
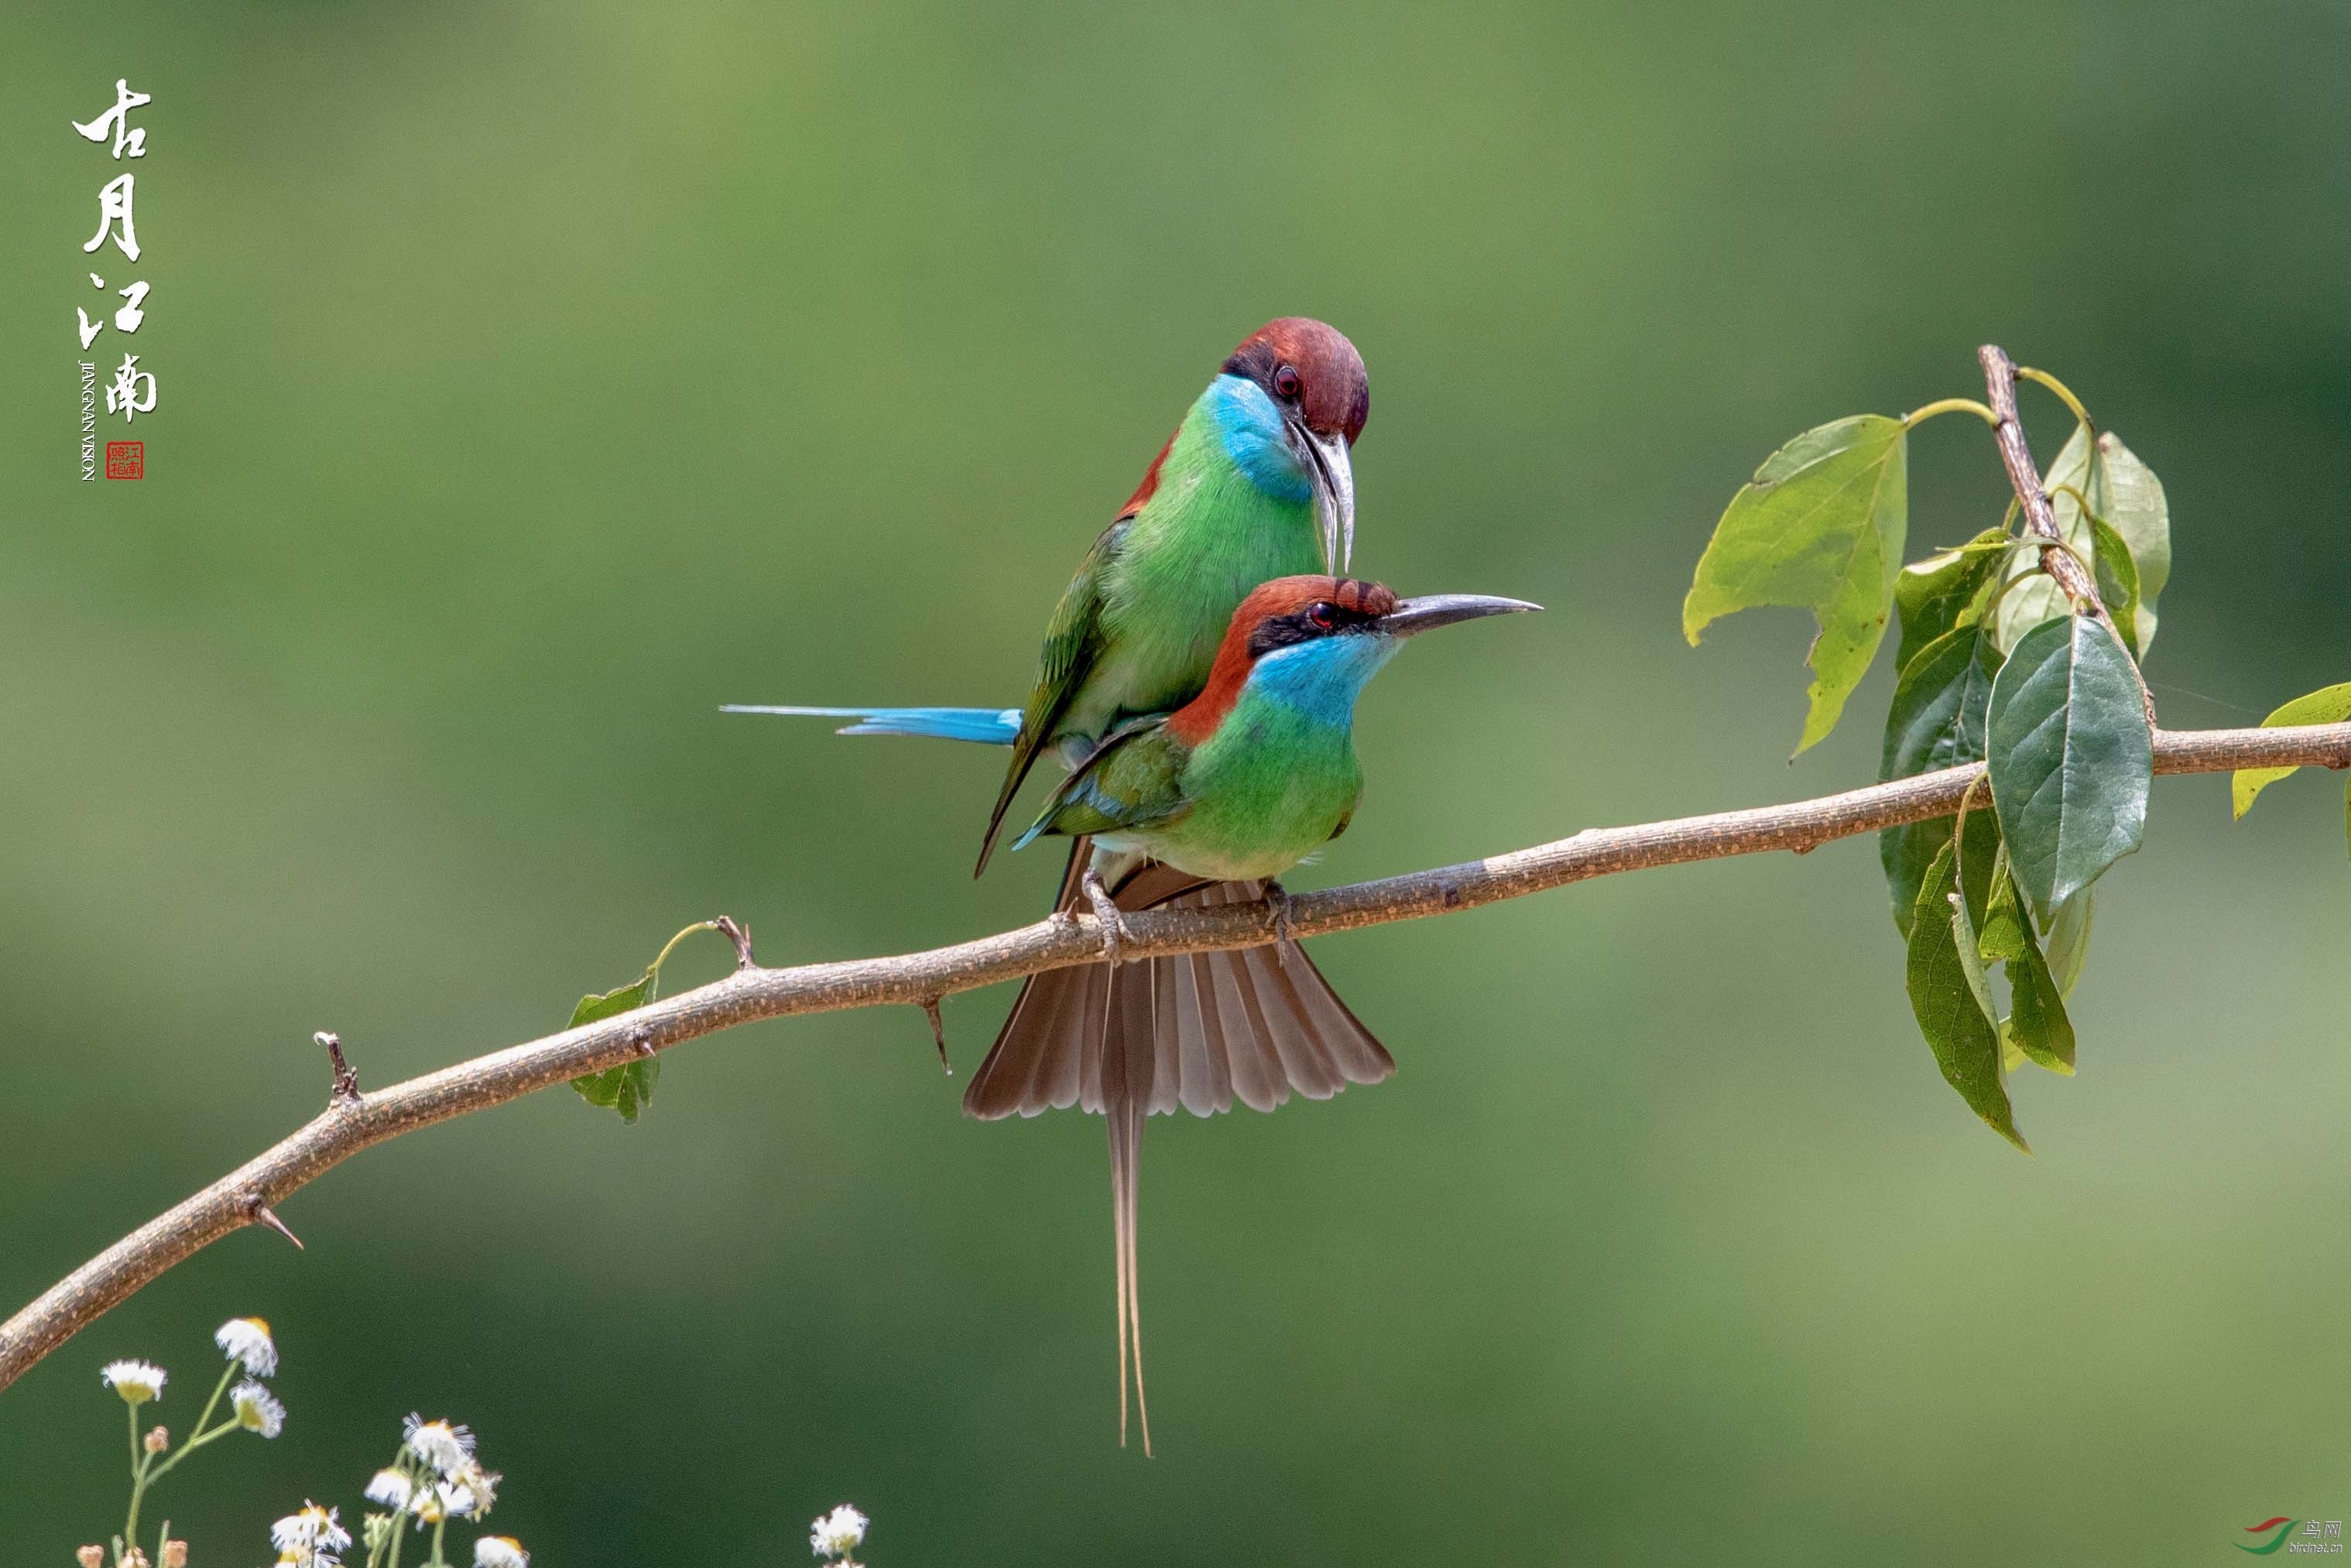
[720,704,1022,745]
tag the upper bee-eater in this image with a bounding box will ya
[729,315,1369,868]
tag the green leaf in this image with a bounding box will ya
[1978,844,2028,963]
[1948,869,2000,1026]
[2231,682,2351,818]
[1996,425,2171,654]
[567,972,660,1123]
[1904,839,2028,1152]
[1878,627,2003,932]
[1986,615,2154,923]
[2043,887,2094,999]
[1893,528,2010,673]
[2003,918,2078,1076]
[1684,415,1908,755]
[2092,432,2171,648]
[2088,515,2142,656]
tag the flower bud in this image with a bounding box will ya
[160,1542,187,1568]
[76,1546,104,1568]
[122,1549,152,1568]
[145,1425,169,1453]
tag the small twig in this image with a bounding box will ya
[316,1032,360,1108]
[248,1204,303,1251]
[4,719,2349,1392]
[1978,344,2158,727]
[920,999,951,1073]
[714,916,757,970]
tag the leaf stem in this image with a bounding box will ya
[2016,366,2092,427]
[647,919,721,981]
[1904,397,2000,428]
[2048,481,2100,521]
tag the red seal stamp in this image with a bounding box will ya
[105,440,142,479]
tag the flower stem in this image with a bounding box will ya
[122,1401,157,1552]
[142,1364,240,1485]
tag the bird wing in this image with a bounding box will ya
[962,858,1394,1121]
[975,520,1125,875]
[1009,712,1188,850]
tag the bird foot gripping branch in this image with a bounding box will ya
[1078,867,1128,967]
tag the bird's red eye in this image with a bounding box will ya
[1273,364,1302,400]
[1307,602,1336,629]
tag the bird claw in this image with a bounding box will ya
[1081,867,1128,967]
[1263,878,1297,968]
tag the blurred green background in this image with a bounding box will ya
[5,2,2349,1562]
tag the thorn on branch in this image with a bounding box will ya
[628,1024,656,1057]
[920,998,951,1073]
[714,916,756,970]
[249,1202,303,1251]
[315,1032,361,1108]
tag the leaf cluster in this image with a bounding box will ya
[1684,364,2337,1144]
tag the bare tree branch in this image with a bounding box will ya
[4,720,2346,1393]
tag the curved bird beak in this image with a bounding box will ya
[1289,421,1356,573]
[1375,594,1543,638]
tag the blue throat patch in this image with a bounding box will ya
[1207,374,1311,503]
[1245,632,1400,727]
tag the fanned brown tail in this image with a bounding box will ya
[964,842,1394,1453]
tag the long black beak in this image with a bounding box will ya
[1375,594,1543,638]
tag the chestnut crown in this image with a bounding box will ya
[1222,318,1369,445]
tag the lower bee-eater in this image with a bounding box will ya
[967,575,1538,1452]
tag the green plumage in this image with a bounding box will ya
[977,389,1327,870]
[1021,685,1365,885]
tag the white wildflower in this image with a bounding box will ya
[363,1468,414,1508]
[232,1379,286,1438]
[454,1460,502,1516]
[473,1537,529,1568]
[434,1478,479,1518]
[402,1412,475,1476]
[101,1359,167,1404]
[811,1503,869,1558]
[214,1316,279,1376]
[271,1501,351,1562]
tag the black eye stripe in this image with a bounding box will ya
[1246,601,1379,658]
